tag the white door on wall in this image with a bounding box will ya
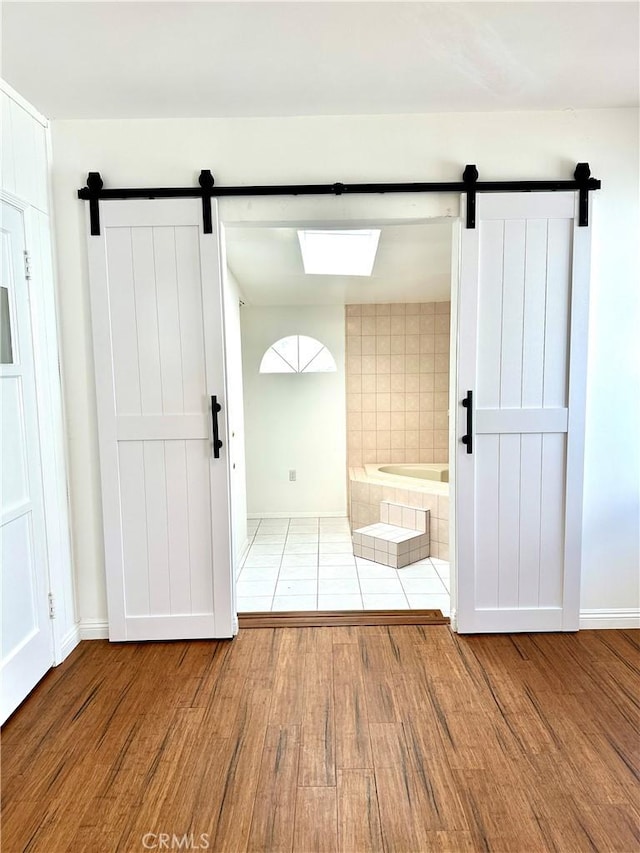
[1,201,53,723]
[86,199,234,641]
[455,192,591,633]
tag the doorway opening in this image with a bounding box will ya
[221,203,455,620]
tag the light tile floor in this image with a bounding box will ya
[237,516,450,615]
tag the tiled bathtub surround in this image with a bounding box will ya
[345,301,451,467]
[349,467,450,560]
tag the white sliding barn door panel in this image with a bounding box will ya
[1,202,53,723]
[456,192,591,633]
[87,199,233,641]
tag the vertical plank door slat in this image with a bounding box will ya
[518,433,543,607]
[476,220,504,410]
[118,440,150,618]
[497,433,522,608]
[539,433,567,607]
[153,226,184,414]
[500,219,526,408]
[175,226,206,414]
[106,228,141,416]
[185,439,214,615]
[543,218,573,409]
[143,440,171,615]
[521,220,548,408]
[131,227,163,415]
[164,439,192,614]
[474,434,500,609]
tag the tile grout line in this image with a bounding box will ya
[237,523,258,581]
[270,517,291,612]
[354,540,366,611]
[319,518,360,609]
[273,516,319,612]
[242,517,289,611]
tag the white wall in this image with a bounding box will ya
[222,264,248,570]
[241,305,347,517]
[1,82,76,657]
[49,108,639,623]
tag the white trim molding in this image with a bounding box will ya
[79,619,110,640]
[60,624,81,659]
[0,78,48,127]
[579,609,640,630]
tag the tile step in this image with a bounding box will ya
[353,523,430,568]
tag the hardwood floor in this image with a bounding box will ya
[1,627,639,852]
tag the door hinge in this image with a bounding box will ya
[48,592,56,619]
[24,250,32,281]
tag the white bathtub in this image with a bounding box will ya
[376,463,448,483]
[364,462,449,490]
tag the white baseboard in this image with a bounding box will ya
[66,610,640,642]
[248,511,348,519]
[579,608,640,630]
[79,618,109,640]
[59,624,81,661]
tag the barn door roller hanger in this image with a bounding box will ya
[78,163,601,236]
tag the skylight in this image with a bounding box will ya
[297,229,381,276]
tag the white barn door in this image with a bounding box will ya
[87,199,233,640]
[456,192,590,633]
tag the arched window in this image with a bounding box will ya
[259,335,337,374]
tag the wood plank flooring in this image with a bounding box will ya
[1,627,639,852]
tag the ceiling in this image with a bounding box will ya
[225,220,452,306]
[2,2,638,120]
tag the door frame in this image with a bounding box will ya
[219,205,462,623]
[1,188,75,664]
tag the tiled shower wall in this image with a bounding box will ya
[345,302,451,466]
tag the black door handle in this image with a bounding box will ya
[211,395,223,459]
[461,390,473,454]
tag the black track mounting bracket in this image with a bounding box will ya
[78,169,218,236]
[462,164,479,229]
[574,162,593,227]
